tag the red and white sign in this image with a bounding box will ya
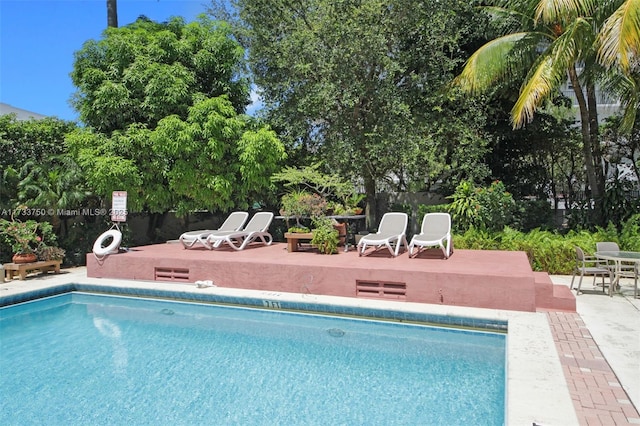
[111,191,128,222]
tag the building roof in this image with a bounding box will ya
[0,102,47,120]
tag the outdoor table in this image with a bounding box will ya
[595,251,640,297]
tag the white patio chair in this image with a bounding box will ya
[357,212,408,257]
[408,212,452,259]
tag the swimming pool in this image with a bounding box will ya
[1,292,506,425]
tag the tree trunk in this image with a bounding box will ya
[363,174,377,230]
[586,82,605,225]
[568,66,604,225]
[107,0,118,28]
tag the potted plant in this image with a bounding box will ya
[280,190,327,227]
[325,200,341,216]
[272,164,362,216]
[310,217,339,254]
[345,193,366,215]
[0,218,61,264]
[0,219,42,263]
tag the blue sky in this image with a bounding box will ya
[0,0,259,121]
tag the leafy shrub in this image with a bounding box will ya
[310,217,339,254]
[452,227,501,250]
[603,177,640,228]
[475,181,516,232]
[447,180,478,232]
[563,229,602,256]
[447,180,516,233]
[416,203,449,219]
[453,226,599,274]
[620,214,640,251]
[515,229,573,274]
[36,245,66,261]
[0,219,43,254]
[58,217,113,266]
[513,199,554,231]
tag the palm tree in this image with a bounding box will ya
[597,0,640,133]
[454,0,639,225]
[107,0,118,28]
[17,156,91,235]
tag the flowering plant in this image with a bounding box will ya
[0,219,44,254]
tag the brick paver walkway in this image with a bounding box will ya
[547,311,640,425]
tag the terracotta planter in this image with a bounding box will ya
[332,222,347,246]
[12,253,37,264]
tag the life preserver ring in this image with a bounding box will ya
[93,229,122,257]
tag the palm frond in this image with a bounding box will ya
[552,18,595,67]
[619,88,639,133]
[601,71,639,133]
[597,0,640,72]
[482,5,535,30]
[453,33,529,94]
[534,0,598,26]
[511,19,592,128]
[512,56,559,127]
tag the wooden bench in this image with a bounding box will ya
[284,232,314,252]
[3,260,62,281]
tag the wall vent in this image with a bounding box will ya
[356,280,406,300]
[154,267,190,282]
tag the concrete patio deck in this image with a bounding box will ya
[86,241,575,313]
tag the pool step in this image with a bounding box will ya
[534,272,576,312]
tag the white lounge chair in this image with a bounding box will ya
[408,212,452,259]
[206,212,274,251]
[179,211,249,249]
[357,212,408,257]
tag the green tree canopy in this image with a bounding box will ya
[68,15,286,216]
[70,15,250,133]
[0,115,75,169]
[215,0,491,225]
[66,96,286,215]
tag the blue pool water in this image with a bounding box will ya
[1,293,506,425]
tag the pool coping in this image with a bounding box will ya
[0,269,578,425]
[0,282,509,332]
